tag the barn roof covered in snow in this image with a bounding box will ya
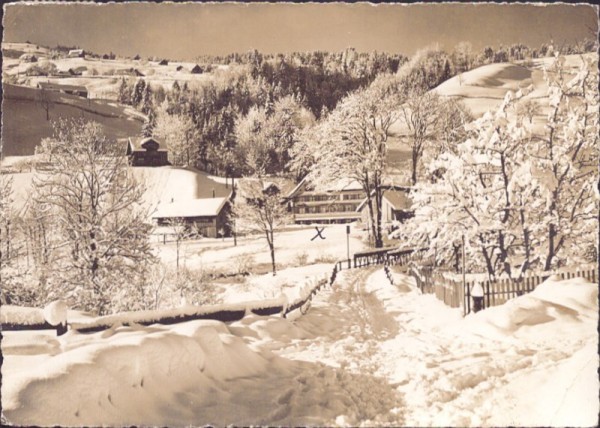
[152,197,229,219]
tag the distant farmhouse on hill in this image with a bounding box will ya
[67,49,85,58]
[19,53,37,63]
[190,64,203,74]
[125,137,169,167]
[37,82,88,98]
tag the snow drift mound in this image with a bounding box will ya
[2,320,286,426]
[460,276,598,342]
[2,314,401,426]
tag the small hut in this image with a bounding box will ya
[190,64,204,74]
[158,59,169,66]
[19,53,38,63]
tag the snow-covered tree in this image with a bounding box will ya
[400,89,442,185]
[533,55,598,270]
[452,41,474,77]
[400,55,598,279]
[32,119,155,314]
[235,95,314,176]
[153,101,199,167]
[305,74,401,248]
[131,79,146,107]
[0,176,14,269]
[117,78,131,105]
[140,83,153,115]
[231,179,291,276]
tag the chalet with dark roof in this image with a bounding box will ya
[126,137,169,167]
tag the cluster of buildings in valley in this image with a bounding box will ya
[130,137,413,240]
[14,73,413,241]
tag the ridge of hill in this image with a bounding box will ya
[1,84,145,156]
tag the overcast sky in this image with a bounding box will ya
[3,3,597,60]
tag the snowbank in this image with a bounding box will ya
[2,316,399,426]
[3,269,597,427]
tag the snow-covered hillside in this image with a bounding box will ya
[2,270,597,426]
[2,42,216,97]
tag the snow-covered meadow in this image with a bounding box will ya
[2,269,597,426]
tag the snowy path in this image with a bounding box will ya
[261,268,598,427]
[2,267,597,426]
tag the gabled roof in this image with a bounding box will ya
[382,189,412,210]
[152,197,228,219]
[286,177,364,199]
[127,137,167,152]
[237,177,295,199]
[356,188,412,212]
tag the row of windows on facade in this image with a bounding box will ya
[295,193,364,202]
[295,204,358,214]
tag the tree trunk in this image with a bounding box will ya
[411,148,419,185]
[366,195,376,248]
[374,183,383,248]
[544,224,556,271]
[267,229,276,276]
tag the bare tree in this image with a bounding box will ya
[401,89,442,185]
[231,179,290,276]
[33,118,155,314]
[37,87,52,121]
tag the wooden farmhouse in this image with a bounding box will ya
[152,197,231,238]
[125,137,169,167]
[357,187,414,226]
[285,178,366,224]
[36,82,88,98]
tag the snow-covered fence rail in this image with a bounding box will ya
[1,302,68,335]
[1,276,331,336]
[410,265,599,315]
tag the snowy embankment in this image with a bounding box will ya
[2,268,597,426]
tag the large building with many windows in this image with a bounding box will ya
[285,178,366,224]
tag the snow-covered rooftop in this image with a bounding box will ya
[152,197,228,218]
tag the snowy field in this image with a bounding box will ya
[156,223,368,274]
[2,269,597,426]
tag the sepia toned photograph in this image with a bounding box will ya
[0,2,598,426]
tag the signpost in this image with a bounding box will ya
[346,225,351,268]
